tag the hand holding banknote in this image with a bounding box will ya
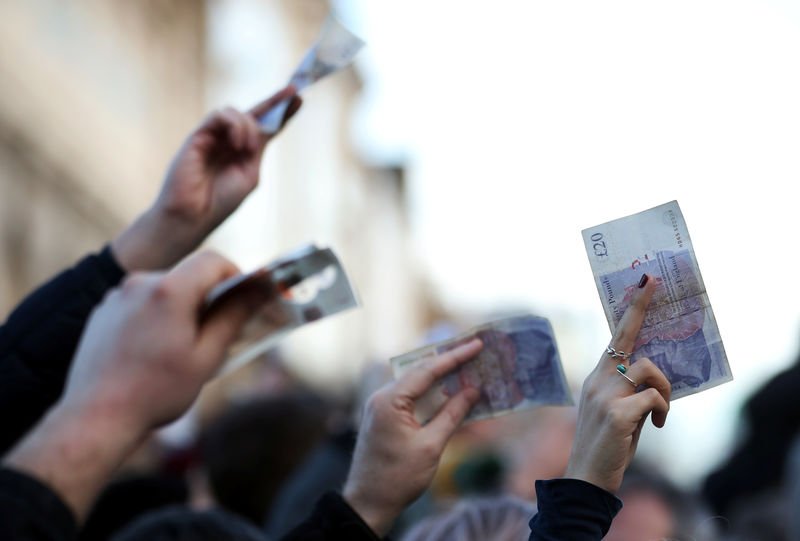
[112,87,301,272]
[204,245,358,375]
[565,274,671,495]
[343,339,483,536]
[391,316,572,424]
[582,201,732,399]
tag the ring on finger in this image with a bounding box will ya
[615,364,638,387]
[606,346,631,361]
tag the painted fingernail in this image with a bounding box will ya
[638,274,648,288]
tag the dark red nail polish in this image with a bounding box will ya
[638,274,649,288]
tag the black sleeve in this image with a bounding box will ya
[0,468,77,541]
[279,492,382,541]
[0,246,125,455]
[528,478,623,540]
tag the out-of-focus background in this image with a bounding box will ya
[2,0,800,521]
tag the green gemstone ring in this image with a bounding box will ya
[615,364,637,387]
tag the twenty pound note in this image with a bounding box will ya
[204,244,358,375]
[582,201,732,399]
[260,15,365,133]
[391,316,573,425]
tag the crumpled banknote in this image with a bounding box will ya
[260,15,364,132]
[204,244,358,374]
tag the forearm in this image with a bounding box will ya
[3,401,144,522]
[0,246,125,454]
[110,206,210,272]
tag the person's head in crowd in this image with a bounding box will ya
[399,496,536,541]
[703,355,800,518]
[505,406,577,499]
[111,506,267,541]
[79,473,189,541]
[200,391,329,524]
[606,463,717,541]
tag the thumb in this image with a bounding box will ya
[196,288,258,365]
[421,387,480,451]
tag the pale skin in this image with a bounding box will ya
[111,87,302,272]
[3,251,257,520]
[343,339,484,536]
[564,273,672,494]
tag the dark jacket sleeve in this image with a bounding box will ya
[528,479,623,540]
[279,492,382,541]
[0,246,125,455]
[0,468,77,541]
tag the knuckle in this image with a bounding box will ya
[605,405,626,427]
[645,387,663,404]
[365,390,385,413]
[583,381,598,402]
[419,440,440,461]
[612,326,630,346]
[149,276,174,301]
[121,273,147,293]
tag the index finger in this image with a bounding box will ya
[248,85,298,118]
[395,339,483,399]
[605,273,655,366]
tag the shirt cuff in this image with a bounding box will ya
[0,467,77,540]
[530,478,622,539]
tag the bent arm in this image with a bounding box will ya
[0,246,125,454]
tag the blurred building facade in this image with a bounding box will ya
[205,0,428,393]
[0,0,428,393]
[0,0,206,313]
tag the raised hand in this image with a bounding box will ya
[343,339,484,536]
[3,251,257,520]
[564,273,671,494]
[111,88,302,271]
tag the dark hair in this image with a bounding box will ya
[201,390,328,524]
[79,473,188,541]
[111,507,267,541]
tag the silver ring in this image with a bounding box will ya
[616,365,638,387]
[606,346,631,360]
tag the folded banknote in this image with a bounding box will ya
[204,244,358,375]
[260,15,364,132]
[581,201,732,399]
[391,316,573,425]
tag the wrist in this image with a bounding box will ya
[111,206,205,271]
[563,462,619,495]
[342,482,397,537]
[4,399,146,520]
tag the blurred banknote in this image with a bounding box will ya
[582,201,732,399]
[260,15,364,132]
[391,316,573,424]
[204,244,358,374]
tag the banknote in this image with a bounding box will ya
[204,244,358,375]
[260,15,365,133]
[582,201,732,399]
[391,316,573,425]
